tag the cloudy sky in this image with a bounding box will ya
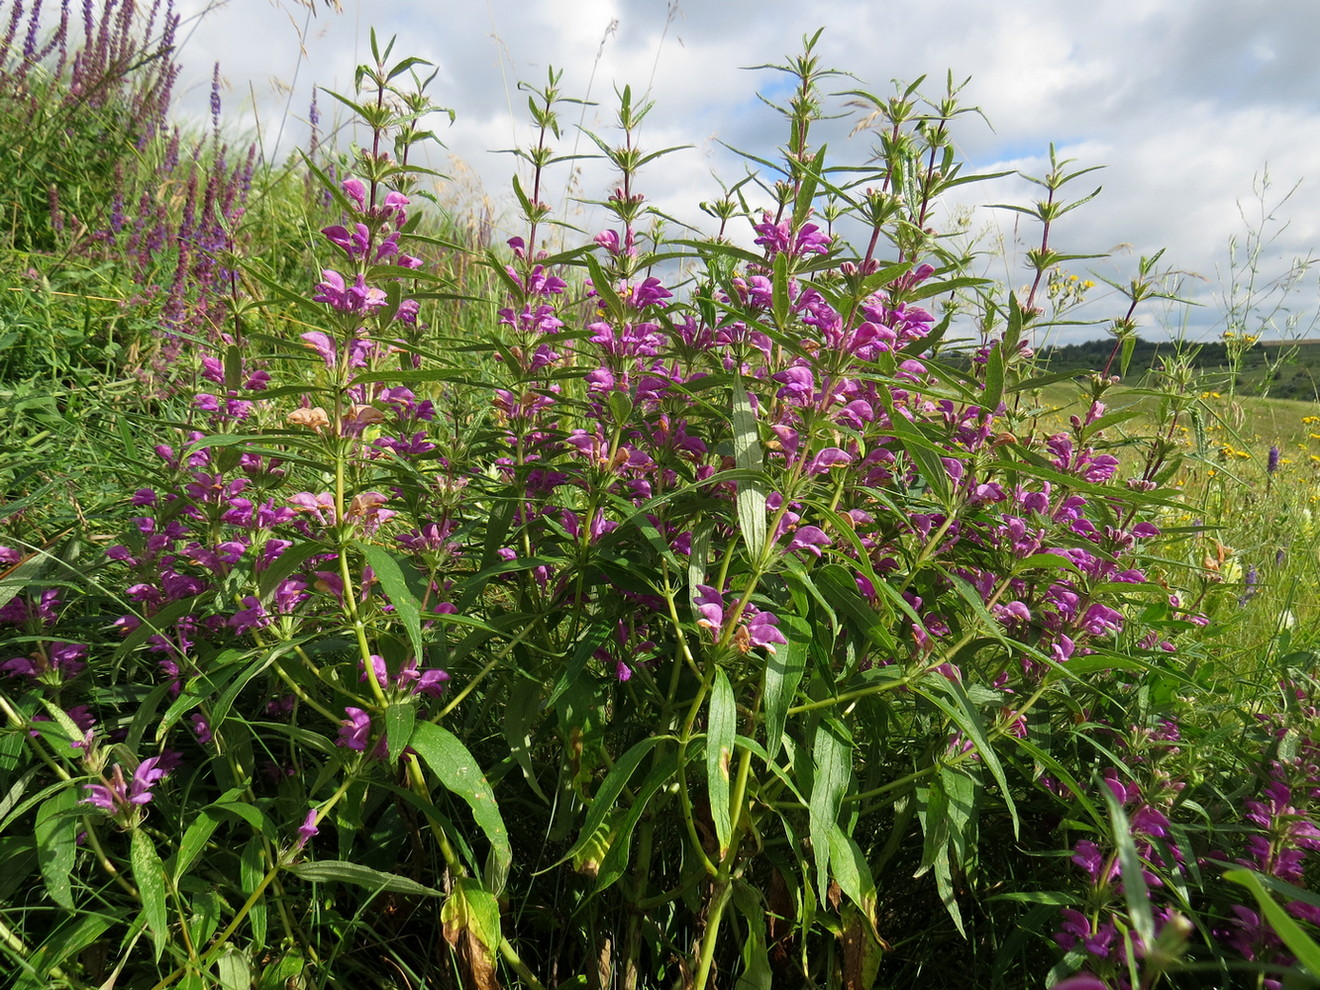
[169,0,1320,343]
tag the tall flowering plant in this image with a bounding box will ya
[7,25,1320,990]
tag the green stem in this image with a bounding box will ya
[433,618,541,721]
[498,935,548,990]
[786,673,915,716]
[691,878,735,990]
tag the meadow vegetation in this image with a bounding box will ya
[5,3,1320,989]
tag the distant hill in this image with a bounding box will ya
[1035,337,1320,401]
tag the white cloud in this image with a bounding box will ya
[165,0,1320,343]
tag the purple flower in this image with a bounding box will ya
[742,611,788,654]
[1070,839,1117,884]
[1053,975,1111,990]
[190,713,213,745]
[342,178,367,211]
[1053,908,1117,960]
[786,526,831,558]
[83,757,171,816]
[227,596,269,634]
[415,667,451,697]
[295,809,319,851]
[337,707,372,751]
[752,212,831,258]
[806,447,852,476]
[1080,602,1124,638]
[312,270,387,315]
[322,222,371,258]
[694,585,725,635]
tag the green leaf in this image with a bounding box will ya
[290,859,443,897]
[156,650,245,744]
[607,389,634,425]
[915,776,964,935]
[560,735,666,866]
[258,952,306,990]
[385,702,416,764]
[828,824,877,918]
[595,752,678,893]
[441,877,501,973]
[916,673,1018,837]
[362,544,424,663]
[504,678,549,802]
[34,785,77,909]
[1225,869,1320,976]
[688,520,714,615]
[1101,780,1154,950]
[809,717,852,901]
[210,795,275,837]
[131,829,169,962]
[209,649,284,729]
[215,946,253,990]
[814,563,896,653]
[792,152,823,230]
[14,914,112,990]
[583,253,623,317]
[731,880,775,990]
[772,251,791,330]
[983,340,1005,412]
[764,612,809,760]
[545,622,613,709]
[707,669,736,858]
[241,835,267,951]
[731,378,767,556]
[257,541,321,604]
[408,722,511,892]
[173,807,222,881]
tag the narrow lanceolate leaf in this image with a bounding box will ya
[240,835,267,951]
[131,829,169,962]
[1101,782,1154,951]
[384,702,416,764]
[916,675,1019,837]
[595,752,678,893]
[687,520,714,618]
[983,339,1005,412]
[504,678,549,802]
[809,717,852,901]
[1225,869,1320,976]
[290,860,443,897]
[731,378,767,556]
[173,807,222,881]
[731,880,775,990]
[408,722,511,891]
[772,251,792,331]
[707,669,737,858]
[828,825,878,920]
[14,915,112,990]
[764,613,809,761]
[562,737,667,866]
[362,544,424,663]
[34,786,77,910]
